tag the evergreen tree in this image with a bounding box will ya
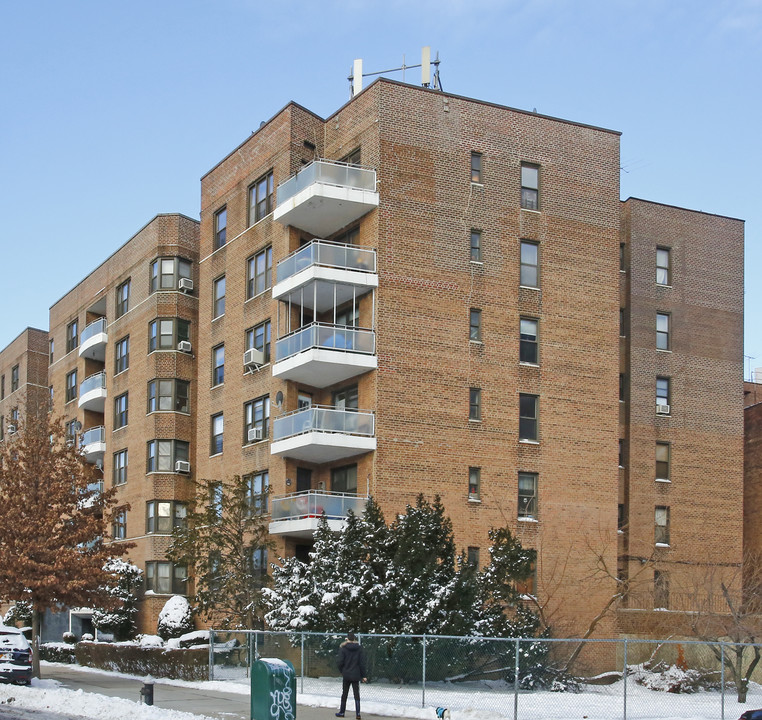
[264,555,315,630]
[91,559,142,640]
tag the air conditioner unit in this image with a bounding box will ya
[248,427,263,442]
[656,404,671,415]
[177,340,192,353]
[7,424,17,434]
[244,347,265,368]
[175,460,191,474]
[178,277,194,292]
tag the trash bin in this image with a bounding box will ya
[251,657,296,720]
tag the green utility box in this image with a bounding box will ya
[251,657,296,720]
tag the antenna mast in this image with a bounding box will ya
[348,47,442,98]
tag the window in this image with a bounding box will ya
[150,257,192,293]
[521,163,539,210]
[148,318,190,352]
[245,471,269,516]
[66,320,78,353]
[212,344,224,386]
[333,384,358,410]
[518,472,538,519]
[467,547,480,567]
[65,419,78,445]
[251,547,268,577]
[619,439,624,467]
[656,247,671,286]
[1,375,4,400]
[619,373,626,402]
[116,279,130,318]
[211,413,224,455]
[49,339,54,365]
[520,241,539,288]
[115,336,129,374]
[331,464,358,493]
[147,379,190,414]
[244,395,270,443]
[146,500,187,534]
[470,230,482,262]
[618,504,625,531]
[469,388,481,421]
[656,442,670,480]
[48,386,53,410]
[654,570,670,609]
[469,309,482,341]
[213,276,226,318]
[113,449,128,486]
[214,207,227,250]
[65,370,77,403]
[470,152,482,183]
[249,170,274,224]
[114,393,128,429]
[468,467,480,499]
[145,561,187,595]
[247,246,273,298]
[620,243,626,272]
[655,379,671,413]
[656,313,670,350]
[0,418,3,441]
[210,482,223,517]
[520,318,538,364]
[620,308,627,337]
[515,560,537,597]
[246,320,272,363]
[519,394,538,441]
[655,506,670,545]
[112,508,127,540]
[10,366,19,393]
[146,439,189,473]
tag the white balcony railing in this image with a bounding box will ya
[82,425,106,447]
[273,406,374,441]
[80,318,107,345]
[80,371,106,397]
[276,160,377,206]
[269,491,369,538]
[79,318,108,361]
[275,323,375,361]
[276,239,376,284]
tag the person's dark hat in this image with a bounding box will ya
[346,632,357,641]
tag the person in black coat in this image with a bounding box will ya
[335,632,367,719]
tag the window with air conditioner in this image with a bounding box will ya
[244,395,270,444]
[246,320,271,364]
[146,439,189,473]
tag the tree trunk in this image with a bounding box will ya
[31,606,41,679]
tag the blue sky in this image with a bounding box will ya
[1,0,759,375]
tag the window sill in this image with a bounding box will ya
[656,349,672,354]
[209,452,223,459]
[655,543,671,548]
[244,289,272,304]
[519,439,540,445]
[468,418,482,424]
[467,496,481,503]
[243,439,269,448]
[145,470,188,477]
[212,314,225,322]
[618,465,624,469]
[146,411,191,417]
[520,208,541,214]
[656,284,673,289]
[211,383,224,390]
[470,182,484,188]
[114,369,128,378]
[619,269,627,274]
[113,425,128,432]
[519,362,539,368]
[469,340,483,345]
[517,516,538,523]
[519,285,540,291]
[470,260,484,266]
[655,478,671,484]
[617,529,624,535]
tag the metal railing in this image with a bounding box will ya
[81,425,105,446]
[208,631,762,720]
[270,490,368,522]
[276,239,376,283]
[80,371,106,396]
[80,318,107,344]
[276,159,377,206]
[272,406,374,441]
[275,323,375,362]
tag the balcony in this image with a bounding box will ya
[273,160,379,237]
[271,405,376,463]
[82,425,106,464]
[269,491,369,539]
[273,240,377,304]
[78,371,107,413]
[273,323,377,388]
[79,318,108,361]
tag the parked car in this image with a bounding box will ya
[0,625,32,685]
[739,710,762,720]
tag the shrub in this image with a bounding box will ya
[74,642,208,681]
[40,643,76,664]
[157,596,194,640]
[62,632,76,644]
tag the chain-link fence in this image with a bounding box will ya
[209,630,762,719]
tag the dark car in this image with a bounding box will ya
[739,711,762,720]
[0,625,33,685]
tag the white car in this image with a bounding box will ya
[0,625,33,685]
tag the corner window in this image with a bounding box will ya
[213,276,226,318]
[470,152,482,183]
[331,464,358,494]
[10,365,19,392]
[114,392,128,429]
[214,207,227,250]
[66,320,79,353]
[148,318,190,353]
[150,257,192,293]
[521,163,539,210]
[147,379,190,414]
[112,509,127,540]
[468,467,480,499]
[211,413,224,455]
[247,247,273,299]
[520,241,539,288]
[656,313,670,350]
[245,471,269,516]
[245,320,272,363]
[113,449,128,486]
[249,170,274,225]
[520,318,538,364]
[116,279,130,318]
[146,439,189,473]
[515,560,537,597]
[469,388,481,421]
[656,247,671,286]
[519,394,538,441]
[115,336,130,374]
[145,561,187,595]
[244,395,270,443]
[65,370,77,403]
[470,230,482,262]
[656,442,670,480]
[469,309,482,341]
[655,506,670,545]
[518,472,538,519]
[146,501,187,534]
[212,344,224,386]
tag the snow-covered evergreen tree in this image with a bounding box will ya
[157,595,194,640]
[2,600,32,627]
[91,558,142,640]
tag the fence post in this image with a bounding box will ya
[721,643,725,720]
[209,629,214,682]
[623,638,628,720]
[421,635,427,709]
[513,638,520,720]
[301,632,305,694]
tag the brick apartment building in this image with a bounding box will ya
[0,78,746,638]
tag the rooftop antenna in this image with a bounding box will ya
[745,354,756,381]
[348,47,442,98]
